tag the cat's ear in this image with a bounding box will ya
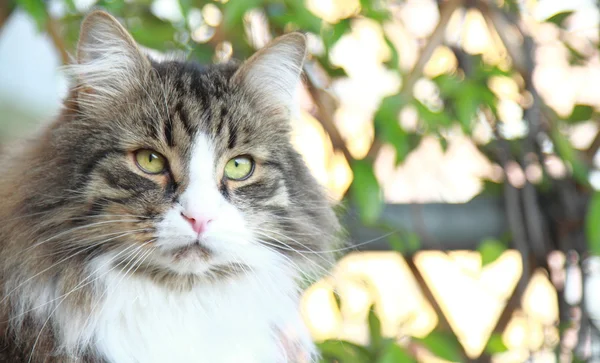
[72,11,150,97]
[233,32,307,117]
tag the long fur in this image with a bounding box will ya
[0,11,341,363]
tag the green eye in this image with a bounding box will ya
[135,149,167,174]
[224,156,254,181]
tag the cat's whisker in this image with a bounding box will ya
[21,219,144,253]
[0,211,150,224]
[256,242,328,288]
[7,240,146,326]
[79,241,156,346]
[26,240,150,362]
[255,237,333,277]
[1,229,153,306]
[36,228,153,258]
[253,229,335,267]
[256,227,397,254]
[4,14,339,361]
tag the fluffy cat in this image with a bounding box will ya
[0,11,340,363]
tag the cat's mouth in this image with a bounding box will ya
[171,241,212,261]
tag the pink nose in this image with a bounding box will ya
[180,212,212,235]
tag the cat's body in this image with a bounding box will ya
[0,11,339,363]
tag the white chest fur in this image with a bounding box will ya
[86,267,314,363]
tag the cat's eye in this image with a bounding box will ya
[224,156,254,181]
[134,149,167,175]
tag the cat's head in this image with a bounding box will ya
[24,11,340,289]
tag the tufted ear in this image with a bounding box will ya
[233,32,307,117]
[70,11,150,99]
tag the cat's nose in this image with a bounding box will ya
[180,211,212,235]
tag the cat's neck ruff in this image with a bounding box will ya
[68,255,315,363]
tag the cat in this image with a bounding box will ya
[0,10,341,363]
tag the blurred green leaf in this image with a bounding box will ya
[416,332,463,362]
[16,0,46,31]
[388,234,405,253]
[375,96,411,164]
[413,100,452,129]
[383,35,400,71]
[377,343,415,363]
[551,128,589,184]
[478,238,506,266]
[64,0,77,12]
[475,63,512,79]
[191,42,215,64]
[280,0,322,34]
[434,74,462,96]
[388,231,421,255]
[223,0,263,30]
[567,104,594,123]
[502,0,519,13]
[128,11,179,51]
[350,160,382,225]
[545,11,574,27]
[566,43,587,66]
[485,333,508,355]
[322,19,350,51]
[481,179,504,196]
[332,290,342,312]
[317,340,372,363]
[368,307,383,352]
[405,232,421,253]
[586,191,600,255]
[96,0,126,15]
[455,82,481,133]
[178,0,191,18]
[439,136,448,152]
[360,0,390,21]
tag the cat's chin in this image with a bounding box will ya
[171,241,213,262]
[140,243,249,284]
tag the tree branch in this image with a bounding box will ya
[0,2,14,34]
[303,61,354,163]
[46,16,70,65]
[585,130,600,163]
[366,0,463,160]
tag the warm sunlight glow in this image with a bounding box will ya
[503,310,545,351]
[462,9,494,55]
[301,281,342,341]
[414,250,522,358]
[328,151,353,200]
[374,135,497,203]
[202,3,222,27]
[522,269,559,326]
[488,76,520,102]
[301,252,438,344]
[291,111,352,200]
[328,19,401,160]
[305,0,359,24]
[399,0,440,39]
[423,46,458,78]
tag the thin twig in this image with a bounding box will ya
[0,2,14,34]
[46,16,70,65]
[365,0,463,160]
[305,0,464,164]
[480,1,552,262]
[303,61,354,162]
[585,131,600,163]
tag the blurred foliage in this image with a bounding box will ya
[317,307,418,363]
[5,0,600,360]
[477,237,507,266]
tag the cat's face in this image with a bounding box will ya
[37,12,339,287]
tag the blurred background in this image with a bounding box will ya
[1,0,599,361]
